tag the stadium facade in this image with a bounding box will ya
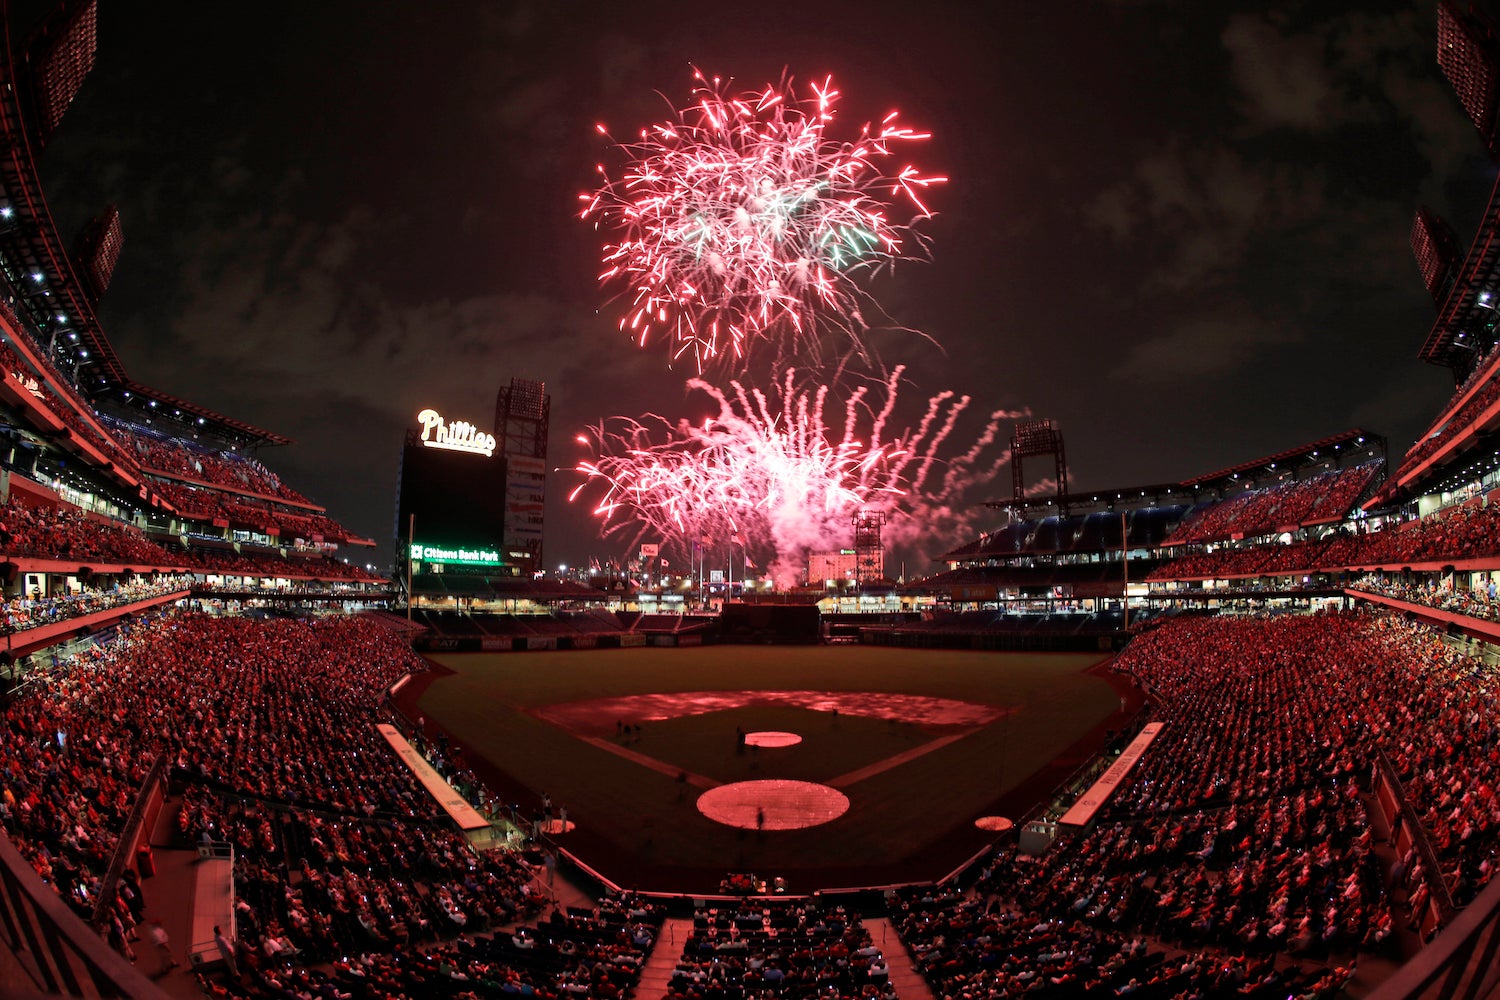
[0,0,385,615]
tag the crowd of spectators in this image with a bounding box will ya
[1165,462,1381,547]
[891,609,1500,996]
[1302,463,1382,525]
[1,613,433,886]
[1,574,192,634]
[1381,349,1500,494]
[0,612,505,951]
[1438,340,1500,418]
[1324,502,1500,566]
[0,642,156,927]
[189,889,661,1000]
[97,614,435,815]
[0,606,681,1000]
[892,881,1354,998]
[147,479,356,544]
[226,504,353,544]
[1151,500,1500,582]
[1146,542,1315,582]
[177,788,545,964]
[104,417,315,507]
[1106,611,1500,906]
[185,547,385,583]
[667,900,895,1000]
[0,331,139,476]
[0,497,174,566]
[193,580,387,598]
[0,495,382,583]
[1349,574,1500,625]
[1356,614,1500,908]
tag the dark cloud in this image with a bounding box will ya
[1224,14,1343,130]
[1111,316,1299,383]
[1088,143,1331,292]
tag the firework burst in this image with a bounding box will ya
[570,367,1014,587]
[581,69,946,373]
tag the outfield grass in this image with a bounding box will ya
[414,644,1123,892]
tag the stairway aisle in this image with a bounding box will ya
[865,916,936,1000]
[634,916,693,1000]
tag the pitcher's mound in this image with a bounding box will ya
[697,780,850,830]
[744,731,802,748]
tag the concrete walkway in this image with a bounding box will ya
[866,916,936,1000]
[139,793,215,1000]
[634,916,694,999]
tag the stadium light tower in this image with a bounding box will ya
[1411,207,1462,307]
[73,204,122,303]
[1010,419,1069,512]
[20,0,97,144]
[1438,1,1500,158]
[850,510,886,588]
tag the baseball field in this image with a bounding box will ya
[405,644,1134,894]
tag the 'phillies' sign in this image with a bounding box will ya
[417,408,495,458]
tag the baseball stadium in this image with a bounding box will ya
[3,4,1500,1000]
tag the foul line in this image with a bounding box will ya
[827,731,976,788]
[576,734,721,789]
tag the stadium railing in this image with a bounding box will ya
[1368,871,1500,1000]
[0,832,167,999]
[89,757,167,929]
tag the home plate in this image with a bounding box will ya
[744,731,802,748]
[697,780,850,830]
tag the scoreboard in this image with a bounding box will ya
[397,408,510,566]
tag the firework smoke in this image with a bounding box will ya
[570,367,1015,587]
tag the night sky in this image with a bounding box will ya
[30,0,1494,574]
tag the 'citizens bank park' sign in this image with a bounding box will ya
[410,543,503,566]
[417,408,496,458]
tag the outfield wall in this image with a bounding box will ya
[415,632,681,652]
[860,627,1121,652]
